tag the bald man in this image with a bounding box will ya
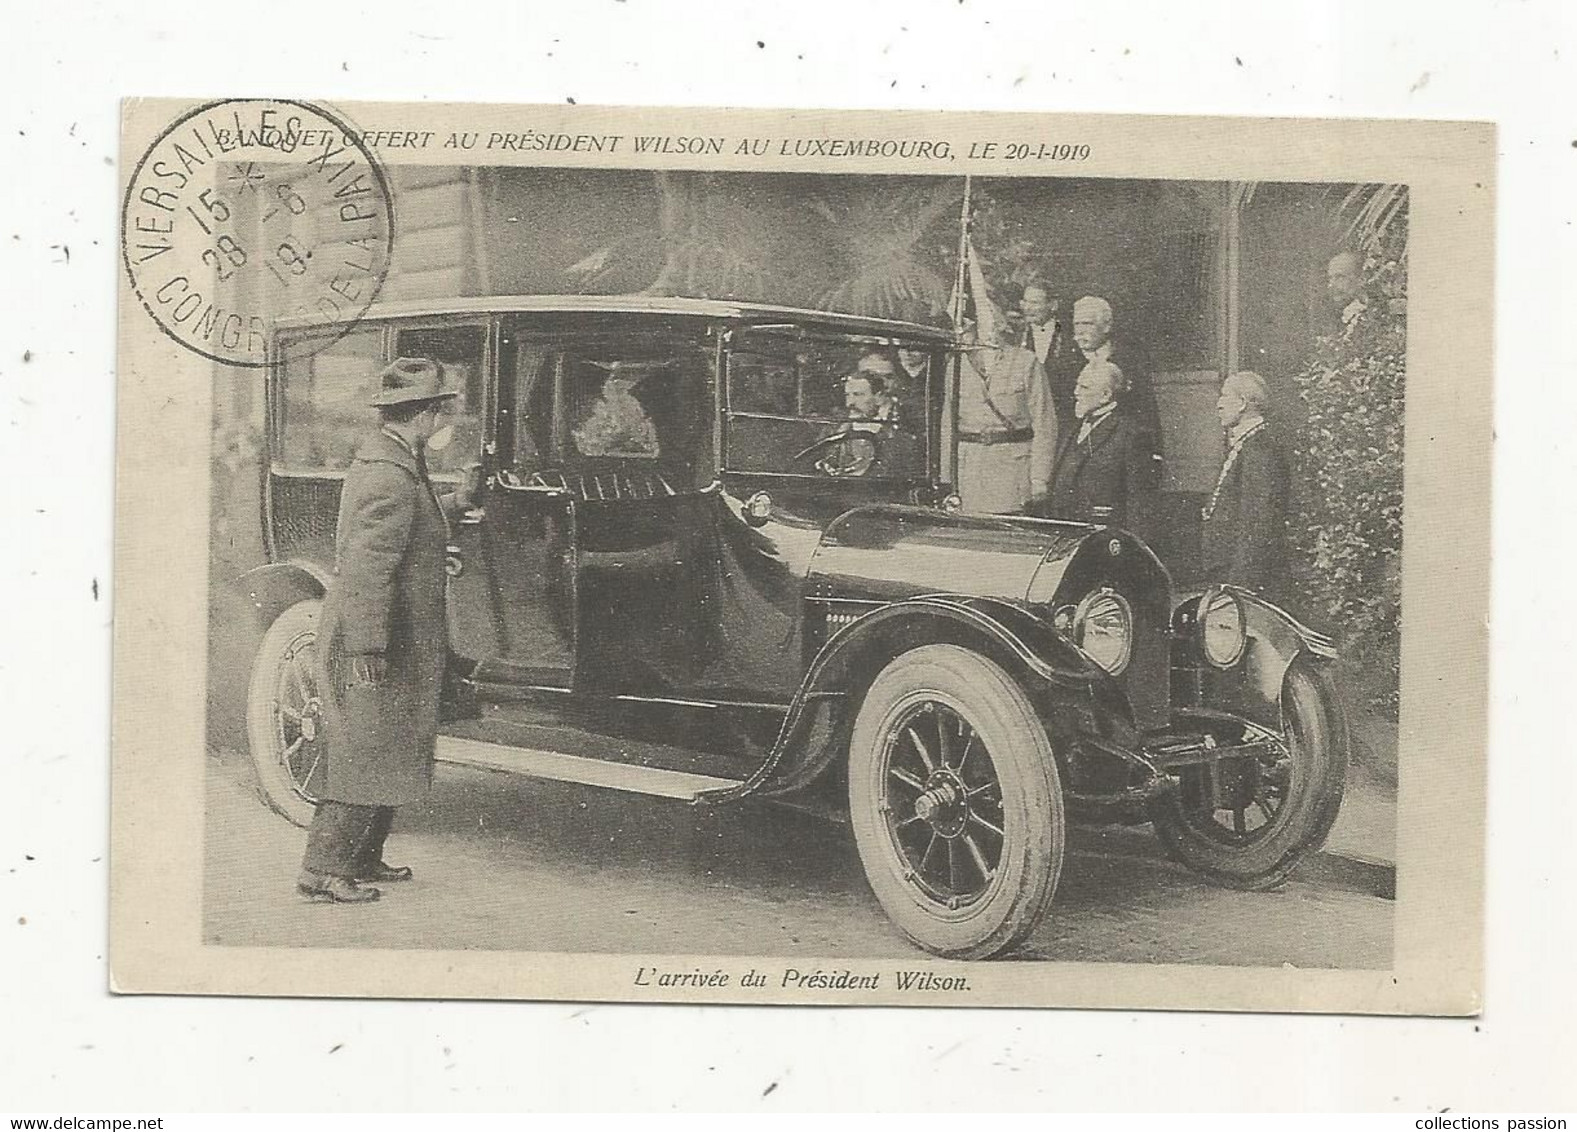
[1200,370,1289,596]
[1046,295,1162,475]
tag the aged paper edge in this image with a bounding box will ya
[110,98,1492,1013]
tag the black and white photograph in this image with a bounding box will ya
[108,98,1488,1014]
[198,161,1404,968]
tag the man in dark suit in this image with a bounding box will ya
[1038,359,1157,536]
[1018,282,1063,370]
[1200,370,1290,597]
[1045,295,1162,474]
[300,357,478,904]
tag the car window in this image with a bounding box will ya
[566,365,664,459]
[724,332,935,480]
[498,327,713,492]
[392,324,487,478]
[276,328,384,470]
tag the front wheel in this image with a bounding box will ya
[244,599,327,828]
[847,644,1064,960]
[1149,658,1348,890]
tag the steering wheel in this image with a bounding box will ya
[794,426,881,477]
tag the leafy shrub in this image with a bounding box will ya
[1290,237,1407,717]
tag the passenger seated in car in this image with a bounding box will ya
[849,351,903,423]
[572,372,661,458]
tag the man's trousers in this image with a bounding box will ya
[302,800,395,879]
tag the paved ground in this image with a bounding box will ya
[204,749,1393,968]
[1323,759,1397,867]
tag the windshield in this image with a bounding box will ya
[724,331,943,481]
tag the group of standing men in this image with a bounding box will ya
[951,281,1289,600]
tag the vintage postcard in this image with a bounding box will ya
[111,98,1491,1012]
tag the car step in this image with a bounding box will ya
[434,735,745,802]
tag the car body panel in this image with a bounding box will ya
[253,297,1335,814]
[234,559,330,629]
[272,293,958,344]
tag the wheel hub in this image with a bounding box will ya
[912,770,969,838]
[299,700,321,742]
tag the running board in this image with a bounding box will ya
[434,736,744,802]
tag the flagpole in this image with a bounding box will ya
[951,174,973,329]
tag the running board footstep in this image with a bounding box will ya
[435,736,744,802]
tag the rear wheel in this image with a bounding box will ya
[1150,659,1347,889]
[847,644,1064,960]
[244,599,326,827]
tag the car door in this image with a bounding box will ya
[524,321,717,697]
[448,315,720,699]
[441,320,578,688]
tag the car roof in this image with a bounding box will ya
[273,294,958,343]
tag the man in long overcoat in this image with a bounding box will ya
[1200,370,1290,598]
[1037,359,1158,537]
[298,357,473,903]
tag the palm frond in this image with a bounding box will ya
[815,180,964,318]
[1336,184,1409,260]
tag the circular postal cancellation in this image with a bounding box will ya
[121,98,395,368]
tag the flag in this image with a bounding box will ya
[949,234,1002,345]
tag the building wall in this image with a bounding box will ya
[1237,182,1347,438]
[382,167,484,300]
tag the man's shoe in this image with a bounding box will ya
[355,861,413,883]
[296,871,381,903]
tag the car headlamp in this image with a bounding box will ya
[742,490,773,526]
[1073,587,1133,676]
[1198,586,1247,668]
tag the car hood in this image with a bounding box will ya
[806,505,1168,616]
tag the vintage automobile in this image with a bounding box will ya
[239,295,1347,959]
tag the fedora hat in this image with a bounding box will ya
[368,357,460,407]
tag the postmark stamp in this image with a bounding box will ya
[121,98,395,368]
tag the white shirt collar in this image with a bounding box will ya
[1077,401,1118,437]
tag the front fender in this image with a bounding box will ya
[1174,586,1337,730]
[704,595,1110,802]
[232,560,331,630]
[207,561,331,750]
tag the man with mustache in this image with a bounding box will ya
[1038,358,1156,537]
[1046,295,1162,479]
[1200,370,1290,598]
